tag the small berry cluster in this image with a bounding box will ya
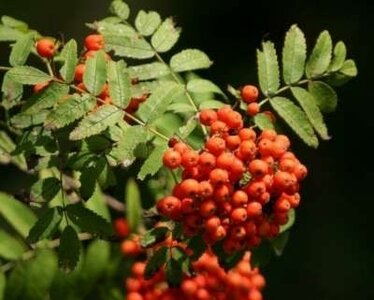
[125,251,265,300]
[33,35,149,115]
[158,104,307,253]
[114,218,143,257]
[241,85,260,117]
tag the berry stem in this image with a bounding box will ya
[0,66,11,71]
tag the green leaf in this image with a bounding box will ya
[125,179,142,232]
[5,249,58,300]
[0,271,5,300]
[271,231,290,256]
[253,112,275,130]
[138,81,183,123]
[70,104,124,140]
[280,209,296,233]
[282,24,306,84]
[128,62,170,81]
[83,50,107,96]
[329,41,346,72]
[187,79,225,97]
[59,39,78,83]
[107,60,131,108]
[27,207,63,244]
[9,32,34,67]
[93,19,135,37]
[144,246,168,279]
[45,94,96,129]
[257,41,280,96]
[8,66,51,85]
[135,10,161,36]
[1,16,28,30]
[308,81,338,113]
[86,184,111,221]
[291,87,329,140]
[0,192,36,238]
[187,235,207,261]
[11,110,49,129]
[30,177,61,203]
[167,102,195,113]
[138,143,168,180]
[270,97,318,147]
[151,18,181,53]
[79,158,106,200]
[0,131,27,171]
[199,99,225,110]
[0,230,26,260]
[250,241,273,268]
[339,59,358,77]
[104,34,154,59]
[306,30,332,78]
[66,203,114,238]
[109,125,147,166]
[1,71,23,109]
[179,116,198,139]
[23,82,69,114]
[166,258,183,287]
[170,49,213,72]
[58,225,80,273]
[110,0,130,20]
[0,25,24,41]
[140,227,169,248]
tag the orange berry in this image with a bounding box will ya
[225,135,241,150]
[199,199,217,218]
[230,207,248,224]
[181,150,199,168]
[247,102,260,117]
[241,85,259,103]
[248,159,269,177]
[205,137,226,156]
[162,149,181,169]
[36,38,56,58]
[84,34,104,51]
[209,168,229,185]
[199,109,217,126]
[231,190,248,207]
[156,196,182,219]
[247,202,262,218]
[74,64,85,82]
[33,81,49,93]
[114,218,130,238]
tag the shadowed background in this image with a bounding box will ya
[0,0,373,299]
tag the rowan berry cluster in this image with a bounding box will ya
[158,101,307,253]
[125,251,265,300]
[113,218,144,257]
[33,35,149,114]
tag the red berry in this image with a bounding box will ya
[241,85,259,103]
[162,149,181,169]
[199,109,218,126]
[84,34,104,51]
[247,102,260,117]
[36,38,56,58]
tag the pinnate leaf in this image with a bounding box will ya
[9,32,34,67]
[27,207,63,244]
[135,10,161,36]
[45,94,96,130]
[140,227,169,248]
[70,104,124,140]
[254,113,275,130]
[329,41,346,72]
[128,62,170,81]
[270,97,318,147]
[66,203,114,238]
[145,246,168,279]
[59,39,78,83]
[83,50,107,96]
[339,59,357,77]
[0,192,36,238]
[104,34,154,59]
[308,81,338,113]
[187,79,225,97]
[291,87,329,140]
[138,143,168,180]
[151,18,181,53]
[166,259,183,287]
[170,49,212,72]
[257,41,280,96]
[8,66,51,85]
[137,81,183,123]
[282,25,306,84]
[58,225,80,273]
[108,60,131,107]
[306,30,332,78]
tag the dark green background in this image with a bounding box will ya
[0,0,373,299]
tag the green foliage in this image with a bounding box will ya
[59,39,78,83]
[270,97,319,147]
[257,41,280,96]
[144,246,168,279]
[170,49,212,72]
[166,258,183,286]
[135,10,161,36]
[9,32,34,67]
[104,34,154,59]
[0,271,5,300]
[27,207,63,244]
[128,62,170,81]
[83,50,107,96]
[140,227,169,248]
[151,18,181,53]
[308,81,338,113]
[125,179,142,232]
[0,131,27,170]
[306,31,332,78]
[138,143,168,180]
[30,177,61,203]
[0,192,36,238]
[8,66,51,85]
[58,225,80,273]
[0,230,26,260]
[107,60,131,107]
[65,204,114,238]
[253,113,275,130]
[110,0,130,21]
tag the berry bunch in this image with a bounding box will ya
[33,35,149,114]
[125,251,265,300]
[158,103,307,253]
